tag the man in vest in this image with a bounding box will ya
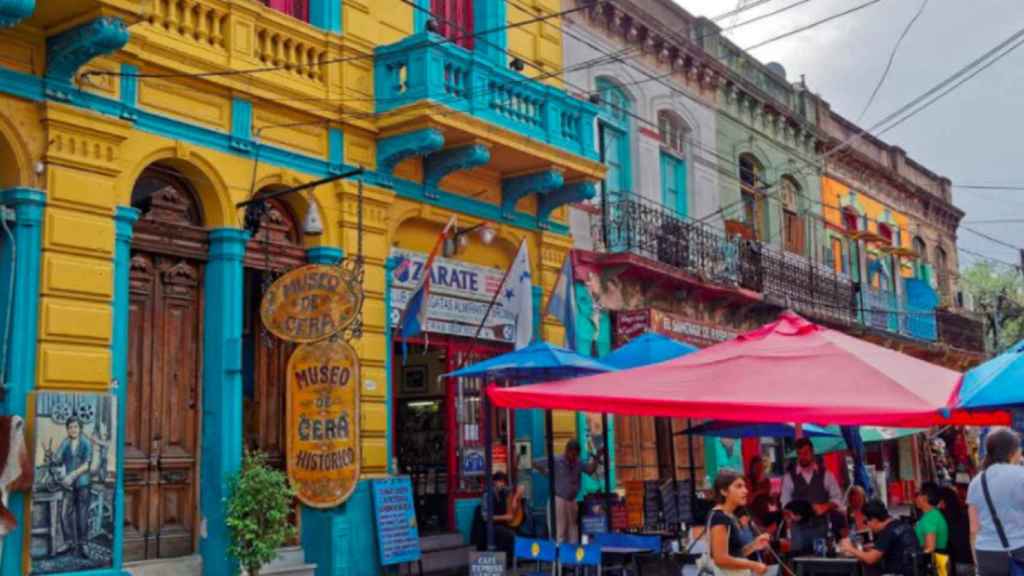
[781,438,844,516]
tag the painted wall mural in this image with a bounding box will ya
[29,392,116,575]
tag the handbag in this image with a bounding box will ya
[980,470,1024,576]
[695,509,752,576]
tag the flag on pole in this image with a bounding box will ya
[504,239,533,349]
[545,254,577,351]
[398,215,457,342]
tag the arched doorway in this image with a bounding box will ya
[124,165,207,561]
[241,196,305,468]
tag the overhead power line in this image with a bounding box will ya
[961,227,1024,252]
[712,0,779,22]
[963,220,1024,225]
[956,184,1024,191]
[857,0,930,122]
[744,0,886,51]
[958,246,1023,271]
[702,0,817,40]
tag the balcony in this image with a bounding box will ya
[751,245,855,325]
[374,31,601,174]
[937,308,987,353]
[603,195,741,288]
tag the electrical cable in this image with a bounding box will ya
[856,0,929,123]
[702,0,817,41]
[712,0,779,22]
[956,185,1024,191]
[744,0,886,51]
[960,227,1024,252]
[957,247,1022,271]
[963,220,1024,225]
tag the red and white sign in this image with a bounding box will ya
[614,309,738,348]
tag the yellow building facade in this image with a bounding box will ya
[0,1,602,574]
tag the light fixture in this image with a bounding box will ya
[478,223,497,245]
[443,221,497,257]
[302,196,324,236]
[510,57,526,72]
[426,18,439,33]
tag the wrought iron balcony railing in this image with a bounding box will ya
[598,196,985,351]
[603,195,741,286]
[374,32,599,160]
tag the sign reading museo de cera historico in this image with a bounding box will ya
[261,264,363,508]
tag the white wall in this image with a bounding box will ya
[561,16,720,249]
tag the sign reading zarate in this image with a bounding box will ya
[286,339,361,508]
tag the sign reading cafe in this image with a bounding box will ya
[286,338,361,508]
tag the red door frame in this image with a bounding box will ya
[394,333,512,531]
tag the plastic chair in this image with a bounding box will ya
[558,543,602,575]
[514,537,557,576]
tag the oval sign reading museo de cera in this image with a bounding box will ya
[260,264,362,343]
[287,338,361,508]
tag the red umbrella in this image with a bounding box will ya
[489,312,1008,427]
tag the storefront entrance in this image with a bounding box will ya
[124,167,206,561]
[392,336,512,536]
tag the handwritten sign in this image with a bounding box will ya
[469,552,506,576]
[261,264,363,343]
[373,477,422,566]
[287,339,360,508]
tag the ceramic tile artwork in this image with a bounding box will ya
[29,392,116,575]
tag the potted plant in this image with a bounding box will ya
[227,451,297,576]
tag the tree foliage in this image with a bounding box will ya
[227,451,297,576]
[959,260,1024,352]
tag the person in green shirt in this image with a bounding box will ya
[914,482,949,553]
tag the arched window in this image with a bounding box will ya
[780,176,804,254]
[657,110,687,156]
[913,236,927,262]
[877,223,893,245]
[738,153,764,239]
[658,111,688,216]
[842,208,859,233]
[597,78,633,200]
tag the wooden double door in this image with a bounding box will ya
[123,250,203,561]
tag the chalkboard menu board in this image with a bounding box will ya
[643,481,661,529]
[372,476,422,565]
[645,480,693,528]
[469,551,506,576]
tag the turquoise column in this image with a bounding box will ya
[199,228,248,576]
[0,187,44,576]
[111,207,139,573]
[309,0,341,33]
[301,246,383,576]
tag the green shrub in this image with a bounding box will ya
[226,451,297,576]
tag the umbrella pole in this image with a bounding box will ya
[602,412,613,532]
[667,418,679,535]
[686,419,697,522]
[484,388,495,551]
[546,410,557,541]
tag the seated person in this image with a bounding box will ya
[840,499,922,576]
[470,473,527,560]
[915,482,949,554]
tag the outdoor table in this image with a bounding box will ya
[599,546,658,575]
[791,556,862,576]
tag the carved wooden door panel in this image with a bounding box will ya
[124,253,202,561]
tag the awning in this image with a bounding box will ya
[489,312,1009,427]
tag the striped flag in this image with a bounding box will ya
[398,215,457,341]
[545,253,576,351]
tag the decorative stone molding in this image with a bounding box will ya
[501,169,564,220]
[422,144,491,200]
[46,17,130,99]
[0,0,33,28]
[538,180,598,223]
[376,128,445,176]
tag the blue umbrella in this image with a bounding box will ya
[956,340,1024,409]
[447,342,613,548]
[681,421,834,438]
[600,332,698,369]
[445,341,613,382]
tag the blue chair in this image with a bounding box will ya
[514,537,557,576]
[558,543,602,575]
